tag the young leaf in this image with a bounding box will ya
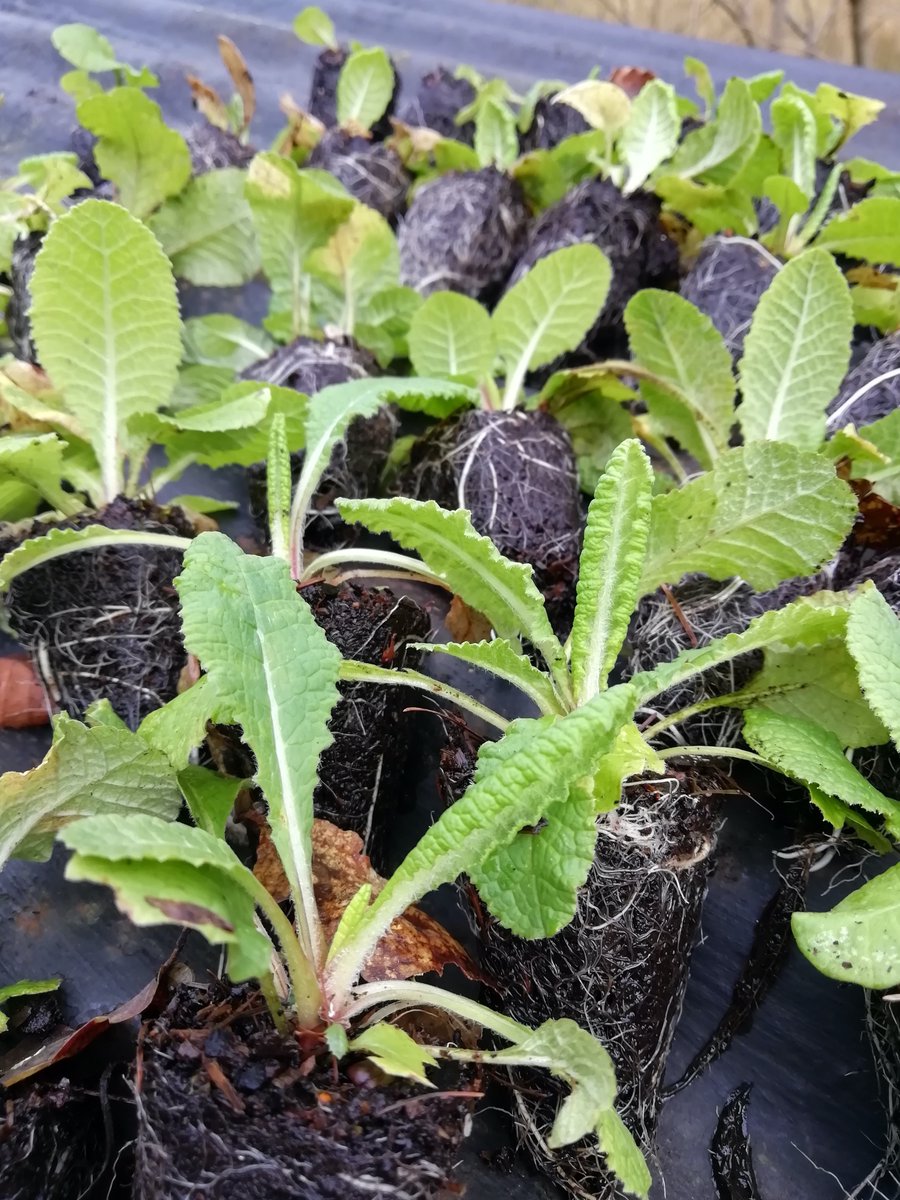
[293,6,338,48]
[743,706,900,836]
[267,412,292,563]
[137,674,218,767]
[29,201,182,501]
[0,979,61,1036]
[570,440,653,705]
[349,1023,438,1085]
[336,48,394,133]
[640,443,856,593]
[847,585,900,746]
[60,813,273,981]
[667,79,761,184]
[76,89,191,219]
[337,497,567,680]
[182,315,275,372]
[148,169,260,286]
[0,525,190,592]
[413,640,564,716]
[540,368,636,493]
[625,290,734,468]
[595,1108,652,1199]
[0,715,182,869]
[51,23,126,73]
[808,785,890,853]
[738,249,852,450]
[175,533,343,960]
[307,205,399,334]
[770,94,817,197]
[619,79,679,194]
[684,57,715,116]
[408,292,494,381]
[553,82,631,137]
[493,244,611,407]
[474,97,519,170]
[792,864,900,989]
[815,197,900,268]
[0,434,83,515]
[178,765,245,839]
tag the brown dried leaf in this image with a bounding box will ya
[185,73,230,131]
[851,479,900,550]
[445,594,492,643]
[609,65,656,97]
[252,816,291,903]
[205,1055,246,1113]
[218,35,255,130]
[0,655,51,729]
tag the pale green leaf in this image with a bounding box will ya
[540,369,636,494]
[60,70,103,104]
[307,204,399,334]
[182,315,275,371]
[137,675,218,768]
[493,244,611,403]
[0,433,79,513]
[166,496,238,516]
[807,785,890,853]
[792,863,900,989]
[337,496,566,678]
[179,765,245,838]
[292,6,338,47]
[413,639,563,716]
[336,48,394,133]
[747,70,784,103]
[816,197,900,267]
[17,153,93,208]
[85,699,128,731]
[30,201,182,500]
[77,89,191,219]
[595,1109,652,1199]
[667,79,761,184]
[640,443,856,593]
[850,283,900,334]
[847,585,900,747]
[593,721,664,812]
[771,95,817,197]
[0,525,190,592]
[171,365,235,409]
[625,289,734,468]
[743,706,900,836]
[0,979,61,1036]
[149,169,260,286]
[349,1022,438,1085]
[0,716,182,868]
[325,1023,350,1057]
[815,84,884,149]
[408,291,495,381]
[552,81,631,135]
[684,57,714,116]
[571,440,653,704]
[652,174,757,237]
[619,79,679,194]
[474,97,519,170]
[267,411,292,562]
[738,249,852,449]
[52,23,122,72]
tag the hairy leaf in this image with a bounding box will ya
[138,675,218,768]
[0,525,190,592]
[541,368,636,493]
[792,864,900,989]
[816,197,900,267]
[0,716,181,868]
[336,47,394,132]
[595,1109,651,1199]
[553,82,630,135]
[413,640,563,716]
[149,169,260,286]
[571,440,653,703]
[738,249,852,449]
[640,442,856,593]
[808,785,890,853]
[847,585,900,746]
[620,79,679,194]
[408,292,495,381]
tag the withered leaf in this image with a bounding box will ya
[609,65,656,96]
[0,655,51,729]
[217,35,255,130]
[185,73,230,130]
[445,594,492,643]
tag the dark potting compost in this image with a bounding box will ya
[307,47,400,139]
[518,95,590,153]
[307,130,410,223]
[678,238,780,361]
[398,67,477,145]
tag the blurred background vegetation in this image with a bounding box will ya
[510,0,899,70]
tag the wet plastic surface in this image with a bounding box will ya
[1,3,899,1197]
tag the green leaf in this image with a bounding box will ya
[336,47,394,133]
[570,440,653,704]
[593,721,664,812]
[267,412,293,562]
[60,813,272,981]
[182,315,275,371]
[850,282,900,334]
[667,78,761,184]
[337,496,566,679]
[747,70,784,104]
[17,153,93,208]
[148,169,260,286]
[0,525,190,592]
[0,716,182,869]
[76,89,191,219]
[178,765,245,839]
[245,154,355,338]
[60,70,103,104]
[652,174,757,237]
[413,639,563,716]
[0,979,61,1036]
[738,250,852,449]
[792,863,900,989]
[847,585,900,747]
[30,200,181,501]
[595,1108,652,1199]
[684,57,714,116]
[493,244,611,405]
[175,533,342,952]
[816,197,900,268]
[771,95,817,197]
[619,79,679,194]
[760,174,808,253]
[625,289,734,468]
[540,368,636,494]
[349,1023,438,1085]
[325,1022,349,1057]
[640,442,856,593]
[814,84,884,150]
[552,81,631,136]
[0,433,81,514]
[137,675,218,767]
[292,6,338,48]
[51,23,122,72]
[408,291,494,381]
[807,784,890,852]
[307,204,399,335]
[474,97,519,170]
[743,706,900,836]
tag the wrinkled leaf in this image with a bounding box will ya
[149,169,260,286]
[847,585,900,746]
[408,291,495,381]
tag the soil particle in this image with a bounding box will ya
[241,337,395,552]
[1,496,195,728]
[5,231,43,362]
[508,177,679,360]
[398,167,530,303]
[679,237,780,360]
[308,47,400,140]
[184,122,256,174]
[398,67,476,144]
[401,407,583,635]
[481,770,724,1198]
[709,1084,762,1200]
[133,985,470,1200]
[827,330,900,430]
[518,96,590,152]
[308,129,410,222]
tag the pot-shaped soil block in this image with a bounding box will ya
[1,497,194,729]
[398,67,476,144]
[242,338,396,551]
[827,330,900,429]
[134,987,470,1200]
[518,95,590,152]
[679,237,780,361]
[508,178,679,360]
[626,576,763,747]
[481,772,722,1197]
[398,167,530,303]
[184,121,256,174]
[307,129,410,223]
[308,47,400,139]
[401,407,584,634]
[5,230,43,363]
